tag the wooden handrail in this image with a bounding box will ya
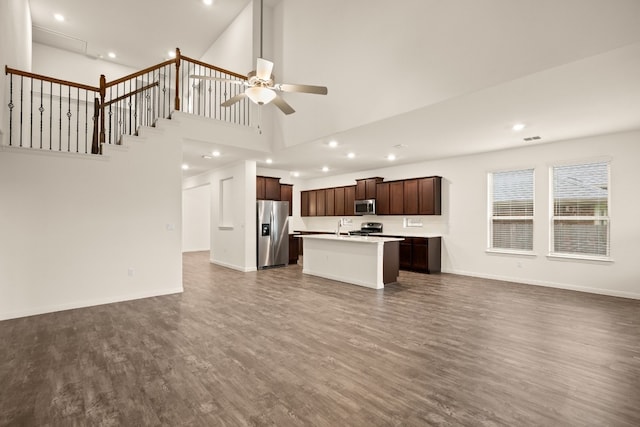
[180,55,247,80]
[5,66,100,92]
[105,58,176,88]
[103,81,159,107]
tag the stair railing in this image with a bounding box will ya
[4,66,100,154]
[3,48,251,155]
[178,52,250,126]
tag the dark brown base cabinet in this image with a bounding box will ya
[289,235,299,265]
[398,236,441,274]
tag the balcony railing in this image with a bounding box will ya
[3,48,251,154]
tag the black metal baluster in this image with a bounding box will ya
[176,60,182,111]
[196,64,200,116]
[108,86,113,144]
[7,74,13,146]
[128,80,132,137]
[76,87,80,152]
[85,90,89,153]
[19,76,23,147]
[49,82,53,150]
[207,68,212,119]
[67,85,71,152]
[39,80,43,149]
[29,77,33,148]
[58,83,62,151]
[134,77,138,134]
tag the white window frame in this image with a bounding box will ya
[487,168,535,255]
[548,160,612,262]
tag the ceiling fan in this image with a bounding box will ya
[190,58,327,115]
[189,0,327,115]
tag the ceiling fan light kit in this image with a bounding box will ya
[246,86,276,105]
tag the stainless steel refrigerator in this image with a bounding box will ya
[257,200,289,269]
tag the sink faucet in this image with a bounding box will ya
[336,219,341,236]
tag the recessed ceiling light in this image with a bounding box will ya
[212,150,220,157]
[54,13,65,22]
[292,171,300,177]
[167,50,176,58]
[387,154,396,161]
[266,158,273,164]
[328,140,338,148]
[322,166,329,172]
[181,163,190,170]
[512,123,526,132]
[203,0,213,5]
[107,52,116,59]
[347,152,355,159]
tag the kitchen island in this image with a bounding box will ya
[298,234,404,289]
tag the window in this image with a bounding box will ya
[551,161,610,259]
[488,169,534,252]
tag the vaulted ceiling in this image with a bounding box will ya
[29,0,640,178]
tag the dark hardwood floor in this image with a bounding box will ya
[1,251,639,426]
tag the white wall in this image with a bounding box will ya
[200,2,253,76]
[31,43,138,86]
[295,130,640,299]
[274,0,640,148]
[184,160,257,272]
[182,184,211,252]
[0,0,32,143]
[0,129,183,321]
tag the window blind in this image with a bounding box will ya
[490,169,534,251]
[552,162,609,257]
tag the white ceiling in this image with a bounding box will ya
[28,0,640,179]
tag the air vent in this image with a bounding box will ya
[523,136,542,142]
[32,25,87,55]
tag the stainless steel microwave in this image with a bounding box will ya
[354,199,376,215]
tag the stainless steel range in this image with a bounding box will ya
[348,222,383,236]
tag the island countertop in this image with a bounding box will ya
[296,234,404,244]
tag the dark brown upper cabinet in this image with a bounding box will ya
[403,179,418,215]
[334,187,345,216]
[280,184,293,216]
[256,176,282,201]
[389,181,404,215]
[418,176,442,215]
[316,189,326,216]
[376,182,390,215]
[325,188,335,216]
[308,190,317,216]
[344,186,356,215]
[356,178,383,200]
[301,191,309,217]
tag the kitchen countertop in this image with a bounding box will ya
[292,230,441,238]
[296,234,404,244]
[369,232,442,238]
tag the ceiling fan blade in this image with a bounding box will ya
[276,83,328,95]
[271,95,295,115]
[221,93,248,107]
[256,58,274,81]
[189,75,246,85]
